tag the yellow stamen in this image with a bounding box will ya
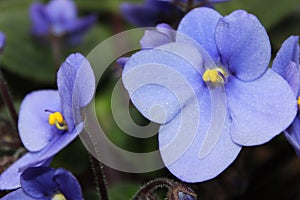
[297,97,300,107]
[202,68,226,84]
[52,193,67,200]
[48,112,68,131]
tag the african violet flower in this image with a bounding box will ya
[120,0,228,27]
[122,7,297,182]
[30,0,96,44]
[0,53,95,189]
[1,166,83,200]
[272,36,300,156]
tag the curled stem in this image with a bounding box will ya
[133,178,197,200]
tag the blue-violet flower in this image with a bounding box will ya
[0,53,95,189]
[30,0,96,44]
[122,8,297,182]
[1,166,83,200]
[120,0,228,27]
[272,36,300,156]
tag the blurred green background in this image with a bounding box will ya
[0,0,300,199]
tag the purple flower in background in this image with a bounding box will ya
[120,0,183,27]
[1,166,83,200]
[0,32,6,53]
[0,53,95,190]
[120,0,228,27]
[122,8,297,182]
[272,36,300,156]
[30,0,96,44]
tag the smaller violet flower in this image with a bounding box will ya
[140,23,175,49]
[272,36,300,156]
[1,166,83,200]
[0,53,95,190]
[30,0,96,44]
[117,23,175,68]
[0,32,6,53]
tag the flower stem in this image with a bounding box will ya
[50,35,63,70]
[89,154,109,200]
[0,71,18,130]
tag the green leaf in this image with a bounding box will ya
[0,0,55,82]
[215,0,300,29]
[269,12,300,51]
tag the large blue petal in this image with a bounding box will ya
[18,90,61,152]
[71,54,96,108]
[54,168,83,200]
[122,42,204,124]
[215,10,271,81]
[21,167,57,199]
[0,189,35,200]
[159,87,241,182]
[273,36,299,73]
[57,53,95,129]
[177,7,222,63]
[272,36,300,95]
[0,154,51,190]
[226,69,297,146]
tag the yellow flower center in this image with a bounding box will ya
[202,68,226,84]
[48,111,68,131]
[52,193,67,200]
[297,97,300,107]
